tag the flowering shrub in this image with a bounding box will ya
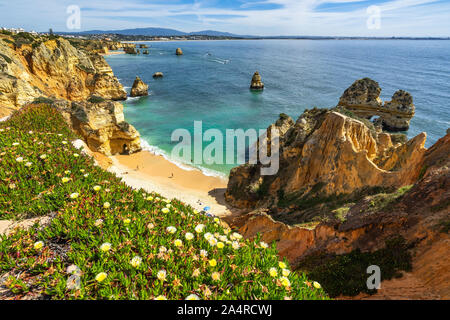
[0,105,328,300]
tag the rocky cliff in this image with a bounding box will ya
[0,34,126,117]
[226,108,426,211]
[0,33,139,156]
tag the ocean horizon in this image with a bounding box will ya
[106,39,450,177]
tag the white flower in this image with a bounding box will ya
[12,142,19,146]
[100,242,112,252]
[269,267,278,277]
[260,241,269,249]
[93,185,101,192]
[103,202,111,209]
[33,241,44,250]
[282,269,291,277]
[204,232,214,241]
[157,270,167,281]
[130,256,142,268]
[280,277,291,287]
[70,193,79,199]
[208,238,218,247]
[161,208,170,214]
[25,162,32,167]
[40,154,47,159]
[185,294,200,300]
[232,241,240,250]
[185,232,194,241]
[66,274,81,290]
[94,219,103,227]
[166,226,177,234]
[16,157,24,162]
[200,249,208,258]
[154,295,167,300]
[159,246,167,253]
[231,232,242,241]
[195,224,205,233]
[66,264,81,276]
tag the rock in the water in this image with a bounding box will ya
[250,71,264,90]
[142,50,149,55]
[130,76,148,97]
[124,47,138,54]
[338,78,415,131]
[53,99,141,156]
[153,72,164,78]
[139,44,148,48]
[176,48,183,55]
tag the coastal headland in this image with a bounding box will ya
[0,31,448,300]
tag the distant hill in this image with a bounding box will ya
[58,27,247,38]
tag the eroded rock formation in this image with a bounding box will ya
[0,35,126,117]
[176,48,183,56]
[250,71,264,90]
[130,76,149,97]
[338,78,415,131]
[153,72,164,78]
[226,108,427,209]
[54,99,141,156]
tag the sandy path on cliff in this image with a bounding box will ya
[104,151,238,217]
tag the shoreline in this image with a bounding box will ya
[101,150,236,217]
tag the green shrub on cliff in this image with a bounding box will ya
[0,105,327,300]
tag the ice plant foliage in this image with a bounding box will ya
[0,105,327,300]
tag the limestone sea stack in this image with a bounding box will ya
[130,76,149,97]
[338,78,415,131]
[250,71,264,90]
[153,72,164,78]
[176,48,183,55]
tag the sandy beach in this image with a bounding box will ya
[104,151,237,217]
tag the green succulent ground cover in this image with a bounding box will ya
[0,104,327,300]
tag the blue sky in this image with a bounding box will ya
[1,0,449,36]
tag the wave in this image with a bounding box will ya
[140,139,228,179]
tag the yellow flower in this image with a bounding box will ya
[211,272,220,281]
[103,202,111,209]
[208,259,217,267]
[157,270,167,281]
[123,218,131,224]
[80,169,85,173]
[174,239,183,247]
[161,208,170,214]
[25,162,32,167]
[40,154,47,159]
[146,196,153,201]
[130,256,142,268]
[214,217,220,224]
[280,277,291,287]
[185,294,200,300]
[279,261,287,269]
[313,281,321,289]
[100,242,111,252]
[282,269,291,277]
[165,204,171,208]
[193,210,198,214]
[185,232,194,241]
[260,241,269,249]
[93,185,101,192]
[64,170,71,175]
[33,241,44,250]
[154,295,167,300]
[70,193,79,199]
[62,177,70,183]
[217,242,224,249]
[73,153,79,158]
[269,267,278,277]
[95,272,107,282]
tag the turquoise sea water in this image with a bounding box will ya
[105,40,450,177]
